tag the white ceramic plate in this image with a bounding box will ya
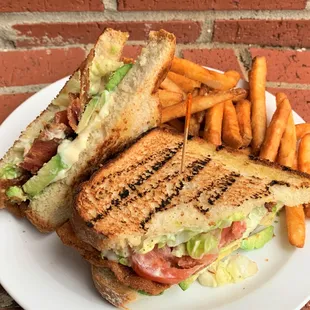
[0,74,309,310]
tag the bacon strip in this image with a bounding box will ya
[20,139,60,174]
[220,221,247,248]
[67,93,81,132]
[55,110,70,126]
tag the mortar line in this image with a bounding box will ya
[1,41,310,53]
[0,10,310,24]
[0,84,50,94]
[233,48,249,80]
[266,82,310,90]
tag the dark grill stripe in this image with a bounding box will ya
[206,171,240,205]
[139,158,211,230]
[169,171,240,215]
[95,142,183,186]
[91,143,184,223]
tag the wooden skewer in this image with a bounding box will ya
[180,93,193,173]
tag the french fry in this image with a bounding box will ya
[259,97,291,162]
[298,134,310,219]
[235,99,252,147]
[171,57,240,90]
[273,93,304,247]
[161,88,247,123]
[203,102,224,145]
[189,111,205,136]
[160,77,185,96]
[292,151,298,170]
[296,123,310,140]
[250,56,267,155]
[168,119,184,133]
[298,133,310,173]
[276,93,296,167]
[222,100,243,149]
[158,90,183,108]
[167,72,201,93]
[286,205,305,248]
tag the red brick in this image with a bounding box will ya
[213,20,310,47]
[267,88,310,122]
[250,48,310,84]
[122,45,142,59]
[182,48,243,76]
[0,0,104,12]
[0,93,34,124]
[13,21,201,47]
[118,0,306,10]
[0,48,86,87]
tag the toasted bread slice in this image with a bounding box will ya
[92,265,138,310]
[73,126,310,252]
[25,30,176,232]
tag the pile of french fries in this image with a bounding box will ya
[159,56,310,248]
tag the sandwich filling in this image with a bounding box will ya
[1,59,133,203]
[100,204,278,286]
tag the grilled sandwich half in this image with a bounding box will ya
[58,126,310,308]
[0,29,176,232]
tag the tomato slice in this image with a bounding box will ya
[131,247,217,284]
[131,221,247,285]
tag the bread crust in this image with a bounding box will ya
[92,265,138,310]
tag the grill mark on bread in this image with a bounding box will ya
[92,156,211,235]
[140,158,211,230]
[90,143,183,223]
[268,180,290,187]
[206,172,240,205]
[93,142,183,188]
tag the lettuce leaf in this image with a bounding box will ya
[186,230,220,259]
[0,164,21,179]
[198,254,258,287]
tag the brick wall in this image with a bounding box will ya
[0,0,310,123]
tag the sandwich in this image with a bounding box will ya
[57,126,310,308]
[0,29,176,232]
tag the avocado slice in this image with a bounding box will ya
[105,64,133,91]
[240,226,274,251]
[179,271,202,291]
[76,90,109,134]
[0,164,21,179]
[76,97,99,134]
[6,186,27,202]
[23,154,67,197]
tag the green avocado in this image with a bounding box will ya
[6,186,27,202]
[241,226,274,251]
[105,64,133,91]
[76,97,99,134]
[76,90,109,134]
[23,154,67,197]
[179,270,203,291]
[0,164,21,179]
